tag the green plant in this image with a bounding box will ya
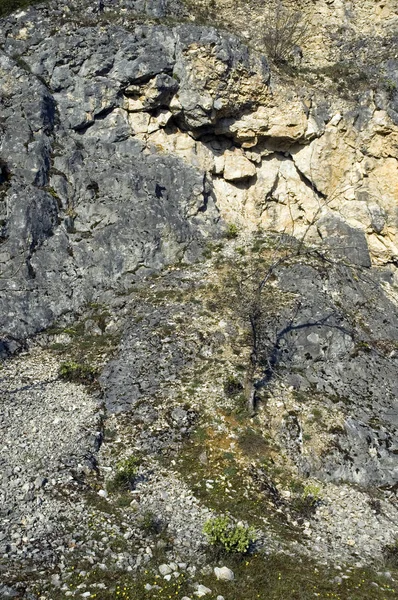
[384,539,398,568]
[139,510,163,535]
[311,407,323,422]
[225,223,239,239]
[302,483,322,504]
[0,0,40,17]
[203,516,256,554]
[58,361,98,384]
[45,186,60,200]
[107,455,141,492]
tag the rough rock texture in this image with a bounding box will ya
[1,0,398,597]
[1,0,398,346]
[0,349,102,564]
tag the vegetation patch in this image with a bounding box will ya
[0,0,45,17]
[225,223,239,239]
[59,360,98,385]
[203,515,256,554]
[33,552,398,600]
[107,455,141,493]
[46,303,120,367]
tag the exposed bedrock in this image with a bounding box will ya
[0,0,398,492]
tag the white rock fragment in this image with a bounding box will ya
[194,585,212,597]
[214,566,234,581]
[159,563,173,575]
[223,149,256,181]
[51,574,61,587]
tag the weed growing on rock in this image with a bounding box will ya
[384,539,398,569]
[291,482,323,519]
[263,1,310,64]
[107,455,141,493]
[225,223,239,239]
[58,360,98,384]
[203,516,256,554]
[138,511,164,535]
[303,482,322,502]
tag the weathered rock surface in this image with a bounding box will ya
[1,0,398,596]
[1,0,398,347]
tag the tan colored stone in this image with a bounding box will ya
[128,112,151,134]
[123,96,145,112]
[291,128,357,198]
[145,129,216,173]
[223,150,256,181]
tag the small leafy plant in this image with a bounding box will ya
[107,455,141,492]
[225,223,239,239]
[291,482,323,518]
[303,482,322,502]
[203,516,256,554]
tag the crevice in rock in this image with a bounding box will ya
[288,153,327,201]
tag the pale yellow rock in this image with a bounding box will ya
[212,178,252,226]
[15,27,29,40]
[123,96,145,112]
[215,106,269,143]
[372,110,393,135]
[367,159,398,211]
[169,95,183,113]
[223,150,257,181]
[213,154,225,175]
[291,128,357,198]
[266,104,308,141]
[156,110,173,128]
[146,129,216,173]
[128,112,151,134]
[367,233,398,265]
[251,157,280,202]
[113,18,398,268]
[216,99,308,145]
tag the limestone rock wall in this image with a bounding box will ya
[0,0,397,330]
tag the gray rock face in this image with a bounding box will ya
[272,260,398,486]
[317,214,371,268]
[0,1,271,343]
